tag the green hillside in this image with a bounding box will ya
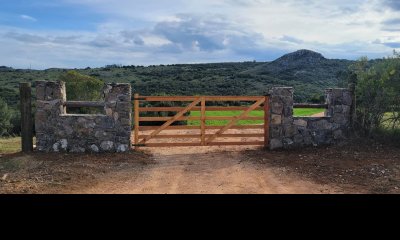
[0,49,354,108]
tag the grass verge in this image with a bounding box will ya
[188,108,325,126]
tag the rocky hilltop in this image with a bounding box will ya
[272,49,327,67]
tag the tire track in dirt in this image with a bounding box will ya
[77,146,340,194]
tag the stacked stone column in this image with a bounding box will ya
[35,81,66,151]
[35,81,132,153]
[269,87,295,149]
[268,87,352,150]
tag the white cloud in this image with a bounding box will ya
[20,15,37,22]
[1,0,400,68]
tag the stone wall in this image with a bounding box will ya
[35,81,132,153]
[268,87,352,150]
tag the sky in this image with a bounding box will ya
[0,0,400,69]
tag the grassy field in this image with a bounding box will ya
[382,112,400,129]
[294,108,325,117]
[0,137,21,154]
[0,137,37,154]
[188,108,325,126]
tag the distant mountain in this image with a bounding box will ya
[0,49,358,107]
[271,49,326,67]
[243,49,353,89]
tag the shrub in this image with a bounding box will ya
[351,52,400,135]
[0,97,13,136]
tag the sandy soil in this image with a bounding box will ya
[311,112,325,117]
[1,130,399,194]
[79,146,340,194]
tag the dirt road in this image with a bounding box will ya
[1,134,399,194]
[79,146,339,194]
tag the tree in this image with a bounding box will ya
[0,97,13,136]
[59,70,104,101]
[350,52,400,135]
[59,71,104,114]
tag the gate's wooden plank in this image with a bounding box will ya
[139,106,264,112]
[141,96,264,101]
[141,96,199,101]
[264,96,269,148]
[139,134,201,139]
[205,98,265,144]
[139,116,200,121]
[211,133,264,138]
[201,97,206,145]
[138,133,264,139]
[138,125,264,130]
[139,116,263,121]
[139,125,199,130]
[207,141,264,146]
[205,96,265,101]
[134,93,140,149]
[144,142,202,147]
[139,98,201,144]
[208,125,263,129]
[205,116,264,121]
[143,141,264,147]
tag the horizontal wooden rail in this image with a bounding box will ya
[138,116,264,122]
[143,142,202,147]
[207,141,264,146]
[64,101,105,108]
[138,125,264,131]
[140,96,264,102]
[139,106,264,112]
[139,116,199,121]
[293,103,328,108]
[142,141,264,147]
[138,133,264,139]
[206,116,264,121]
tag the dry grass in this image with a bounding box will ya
[0,137,21,154]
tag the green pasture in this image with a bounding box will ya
[188,108,325,126]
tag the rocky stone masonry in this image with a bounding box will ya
[35,81,132,153]
[268,87,352,150]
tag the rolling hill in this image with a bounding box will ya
[0,49,354,108]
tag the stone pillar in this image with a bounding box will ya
[268,87,295,150]
[268,87,353,150]
[325,88,352,139]
[35,81,66,151]
[103,83,132,152]
[35,81,132,153]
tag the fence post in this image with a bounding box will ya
[134,93,140,149]
[201,97,206,146]
[264,95,270,148]
[20,82,33,152]
[348,83,356,129]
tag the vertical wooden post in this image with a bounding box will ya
[201,97,206,146]
[348,83,356,129]
[20,83,33,153]
[134,93,140,149]
[263,95,270,148]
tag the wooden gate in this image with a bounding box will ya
[133,94,269,148]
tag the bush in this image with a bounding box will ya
[60,70,104,101]
[351,52,400,136]
[59,71,104,114]
[0,97,13,136]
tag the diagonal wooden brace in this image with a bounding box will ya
[139,98,201,144]
[205,97,265,144]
